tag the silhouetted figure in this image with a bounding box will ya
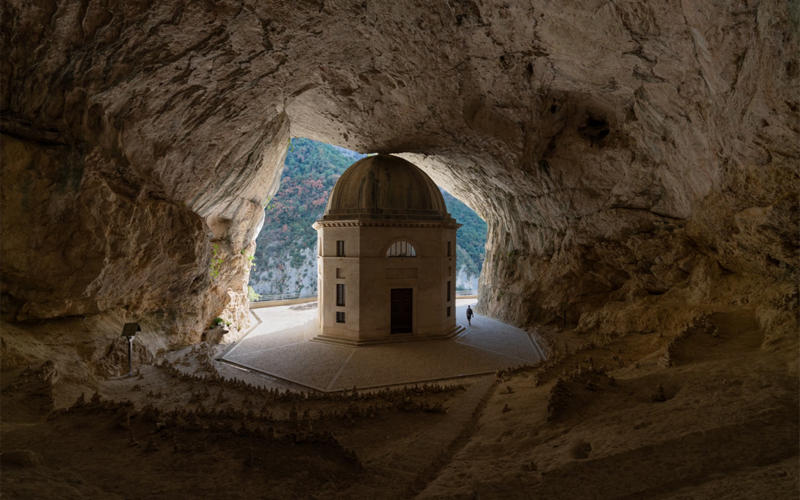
[466,305,474,326]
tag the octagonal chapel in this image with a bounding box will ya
[312,154,462,345]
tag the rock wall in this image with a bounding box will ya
[251,246,318,298]
[1,0,797,370]
[476,163,798,342]
[456,268,480,293]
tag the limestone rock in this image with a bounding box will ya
[651,384,668,403]
[546,378,573,421]
[201,326,227,345]
[1,450,43,468]
[0,0,796,375]
[144,438,159,453]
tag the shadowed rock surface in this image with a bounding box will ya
[0,0,798,498]
[2,0,797,353]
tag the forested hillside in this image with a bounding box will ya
[442,191,487,278]
[249,139,486,298]
[251,139,363,271]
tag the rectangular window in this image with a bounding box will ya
[447,241,452,257]
[447,306,451,317]
[336,284,345,306]
[336,240,345,257]
[448,266,451,277]
[336,311,345,323]
[447,281,451,302]
[336,268,345,279]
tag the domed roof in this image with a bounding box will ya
[321,154,451,221]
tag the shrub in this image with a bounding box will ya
[209,244,223,280]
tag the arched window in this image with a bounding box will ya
[386,241,416,257]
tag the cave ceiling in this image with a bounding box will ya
[1,0,797,336]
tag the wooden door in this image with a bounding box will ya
[391,288,413,334]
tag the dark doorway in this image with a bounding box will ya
[391,288,413,334]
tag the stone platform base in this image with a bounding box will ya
[311,325,465,347]
[220,300,544,392]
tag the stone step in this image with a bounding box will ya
[311,325,466,347]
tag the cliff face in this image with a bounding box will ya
[1,0,797,367]
[250,246,318,299]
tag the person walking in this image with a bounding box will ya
[466,305,474,326]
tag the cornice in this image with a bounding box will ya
[313,219,462,230]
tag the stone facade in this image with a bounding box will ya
[313,155,461,344]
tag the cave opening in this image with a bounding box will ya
[1,1,797,497]
[220,151,522,389]
[247,138,488,305]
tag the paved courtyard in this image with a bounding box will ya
[220,299,544,392]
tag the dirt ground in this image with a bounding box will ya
[1,308,798,499]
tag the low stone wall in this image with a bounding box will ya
[250,297,318,309]
[250,295,477,310]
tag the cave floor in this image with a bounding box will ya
[221,299,543,392]
[1,307,797,499]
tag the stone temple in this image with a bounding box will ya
[313,154,462,345]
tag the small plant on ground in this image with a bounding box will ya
[210,317,232,329]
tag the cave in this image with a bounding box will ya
[1,1,798,499]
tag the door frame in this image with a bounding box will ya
[389,287,415,334]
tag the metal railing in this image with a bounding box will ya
[252,289,477,303]
[251,291,318,302]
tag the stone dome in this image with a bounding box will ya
[321,154,450,221]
